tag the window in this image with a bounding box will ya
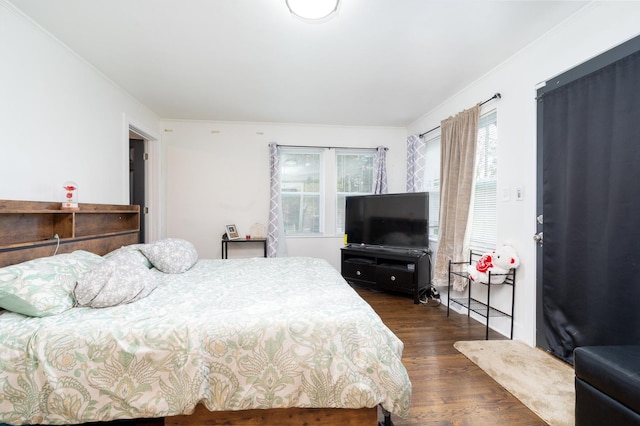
[469,110,498,251]
[280,149,323,235]
[421,109,497,250]
[423,135,441,240]
[335,150,375,234]
[280,148,376,236]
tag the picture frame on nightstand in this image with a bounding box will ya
[225,224,240,240]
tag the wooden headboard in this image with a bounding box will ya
[0,200,140,267]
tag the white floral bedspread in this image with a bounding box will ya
[0,257,411,424]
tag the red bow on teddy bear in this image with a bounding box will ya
[475,253,493,273]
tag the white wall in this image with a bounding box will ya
[408,2,640,345]
[160,120,406,268]
[0,1,160,207]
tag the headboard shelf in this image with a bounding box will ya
[0,209,71,214]
[0,200,140,267]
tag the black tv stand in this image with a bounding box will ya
[341,245,431,304]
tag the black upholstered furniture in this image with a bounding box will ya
[574,346,640,426]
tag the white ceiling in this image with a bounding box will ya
[9,0,589,127]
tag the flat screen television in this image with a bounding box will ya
[345,192,429,249]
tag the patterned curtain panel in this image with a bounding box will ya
[406,134,425,192]
[433,105,480,289]
[267,143,288,257]
[373,146,388,194]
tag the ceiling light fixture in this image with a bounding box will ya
[285,0,340,21]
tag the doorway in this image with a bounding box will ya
[535,35,640,363]
[129,136,145,243]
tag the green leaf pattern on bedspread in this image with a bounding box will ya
[0,257,411,424]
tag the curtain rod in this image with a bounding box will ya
[275,144,387,151]
[418,92,501,138]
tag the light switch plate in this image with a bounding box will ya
[502,187,511,201]
[515,186,524,201]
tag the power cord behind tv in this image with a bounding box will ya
[419,285,441,306]
[419,250,439,306]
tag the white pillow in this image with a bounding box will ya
[139,238,198,274]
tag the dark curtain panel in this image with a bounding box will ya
[542,50,640,363]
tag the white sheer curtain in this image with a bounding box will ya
[406,134,425,192]
[373,146,388,194]
[433,105,480,289]
[267,142,287,257]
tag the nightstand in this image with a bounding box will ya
[221,238,267,259]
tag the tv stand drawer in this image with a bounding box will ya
[342,262,376,282]
[376,266,414,290]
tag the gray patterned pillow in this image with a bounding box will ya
[139,238,198,274]
[74,252,158,308]
[104,244,152,268]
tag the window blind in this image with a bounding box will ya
[423,135,441,239]
[469,110,498,251]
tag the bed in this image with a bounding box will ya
[0,201,411,425]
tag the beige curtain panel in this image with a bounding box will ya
[433,104,480,290]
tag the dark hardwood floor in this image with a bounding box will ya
[356,287,546,426]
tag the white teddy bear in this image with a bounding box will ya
[467,245,520,284]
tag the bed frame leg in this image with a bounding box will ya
[378,406,393,426]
